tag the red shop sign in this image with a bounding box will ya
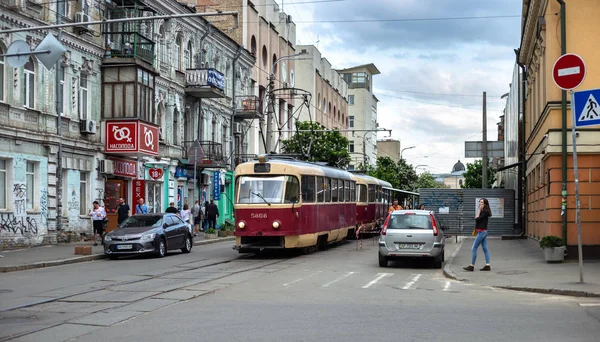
[133,179,145,214]
[149,168,164,180]
[105,120,160,156]
[139,121,159,156]
[109,157,137,178]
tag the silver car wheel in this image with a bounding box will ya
[158,240,166,257]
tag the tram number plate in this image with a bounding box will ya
[117,244,133,250]
[397,243,421,249]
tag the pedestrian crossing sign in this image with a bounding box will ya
[573,88,600,127]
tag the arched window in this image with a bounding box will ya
[272,54,277,76]
[262,46,267,68]
[250,36,257,56]
[317,93,320,109]
[323,98,326,113]
[333,106,336,120]
[173,107,179,145]
[174,33,182,70]
[157,102,165,140]
[158,24,166,65]
[23,57,35,108]
[185,40,193,69]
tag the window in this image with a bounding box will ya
[284,176,300,203]
[317,93,321,109]
[147,182,162,213]
[359,184,367,202]
[301,176,315,203]
[345,181,351,202]
[316,177,324,202]
[349,116,354,128]
[331,179,338,202]
[237,176,285,204]
[323,98,326,113]
[26,161,35,210]
[0,159,6,209]
[57,0,68,18]
[174,34,182,70]
[58,67,64,115]
[185,41,193,69]
[0,46,4,101]
[23,57,35,108]
[348,95,354,105]
[79,74,88,119]
[349,141,354,153]
[350,181,356,202]
[368,184,376,203]
[325,178,331,202]
[80,172,88,215]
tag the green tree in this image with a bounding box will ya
[462,159,497,188]
[369,157,401,188]
[398,158,419,191]
[414,172,446,190]
[281,121,351,168]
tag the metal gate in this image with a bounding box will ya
[419,189,516,236]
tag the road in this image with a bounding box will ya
[1,239,599,342]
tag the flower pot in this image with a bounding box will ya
[218,230,227,237]
[543,246,565,263]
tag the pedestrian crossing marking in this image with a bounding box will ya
[402,274,422,289]
[579,303,600,307]
[443,281,451,292]
[283,271,322,287]
[322,271,355,287]
[578,93,600,122]
[362,273,393,288]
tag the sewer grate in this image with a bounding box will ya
[497,270,529,275]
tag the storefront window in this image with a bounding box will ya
[147,181,162,213]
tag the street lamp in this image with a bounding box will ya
[401,145,416,160]
[415,164,428,170]
[265,49,310,154]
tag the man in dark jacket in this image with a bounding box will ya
[206,199,219,229]
[116,197,130,225]
[165,202,178,214]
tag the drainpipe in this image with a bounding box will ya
[557,0,567,244]
[516,52,527,236]
[230,46,243,171]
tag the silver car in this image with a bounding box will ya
[378,210,446,268]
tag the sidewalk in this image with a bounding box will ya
[444,236,600,298]
[0,233,235,273]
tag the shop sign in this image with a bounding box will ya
[175,166,191,178]
[213,171,220,201]
[148,168,164,181]
[105,120,159,156]
[109,157,137,178]
[133,179,145,213]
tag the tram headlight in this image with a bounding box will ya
[238,221,246,229]
[272,221,280,229]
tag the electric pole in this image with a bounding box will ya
[265,73,275,155]
[482,91,488,189]
[55,1,63,231]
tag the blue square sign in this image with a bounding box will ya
[573,88,600,127]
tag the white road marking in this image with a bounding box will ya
[443,281,451,292]
[402,274,422,290]
[362,273,393,288]
[323,271,355,287]
[283,271,322,287]
[579,303,600,307]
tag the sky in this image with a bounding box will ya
[275,0,522,175]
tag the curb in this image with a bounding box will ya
[443,237,466,282]
[0,237,236,273]
[493,286,600,298]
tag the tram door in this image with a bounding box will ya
[104,179,128,232]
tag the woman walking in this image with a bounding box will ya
[463,198,492,271]
[180,204,192,235]
[89,201,107,246]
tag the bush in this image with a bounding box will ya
[205,228,217,234]
[539,235,564,249]
[222,220,235,231]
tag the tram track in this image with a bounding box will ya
[0,251,297,342]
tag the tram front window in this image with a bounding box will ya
[237,175,300,204]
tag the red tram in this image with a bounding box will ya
[233,156,413,253]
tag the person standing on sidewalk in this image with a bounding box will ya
[192,200,201,235]
[464,198,492,271]
[180,204,192,235]
[206,199,219,229]
[166,202,178,214]
[116,197,130,226]
[89,201,107,246]
[135,198,148,214]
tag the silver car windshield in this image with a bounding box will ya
[120,216,163,228]
[388,214,432,229]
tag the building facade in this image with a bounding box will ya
[336,64,381,169]
[376,139,401,163]
[193,0,297,156]
[433,161,466,189]
[519,0,600,258]
[294,45,348,132]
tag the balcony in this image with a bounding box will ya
[185,68,225,99]
[234,95,262,121]
[182,141,226,169]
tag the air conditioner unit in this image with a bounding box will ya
[233,123,242,134]
[79,119,96,134]
[99,160,114,174]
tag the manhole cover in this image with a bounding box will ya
[497,270,529,275]
[0,289,13,294]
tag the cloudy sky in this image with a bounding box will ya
[276,0,522,174]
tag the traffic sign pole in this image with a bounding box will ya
[570,90,584,284]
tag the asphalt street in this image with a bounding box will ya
[1,239,600,342]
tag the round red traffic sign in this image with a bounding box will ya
[552,53,586,90]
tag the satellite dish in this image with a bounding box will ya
[6,40,31,68]
[35,33,66,70]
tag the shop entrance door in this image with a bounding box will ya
[105,179,127,232]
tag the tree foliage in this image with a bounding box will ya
[360,157,418,190]
[280,121,351,168]
[415,172,446,190]
[462,159,497,188]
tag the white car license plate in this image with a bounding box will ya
[397,243,421,249]
[116,244,133,250]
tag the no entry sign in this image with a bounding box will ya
[553,53,586,90]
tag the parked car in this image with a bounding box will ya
[378,210,446,268]
[104,213,193,259]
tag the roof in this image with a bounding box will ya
[335,63,381,76]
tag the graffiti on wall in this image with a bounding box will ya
[0,213,38,235]
[68,186,80,211]
[40,186,48,226]
[13,183,27,216]
[96,188,104,206]
[422,191,463,211]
